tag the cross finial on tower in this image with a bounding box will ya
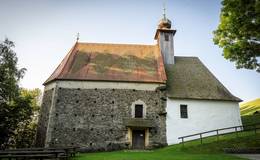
[76,32,80,42]
[163,2,166,20]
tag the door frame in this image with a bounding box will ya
[127,127,149,149]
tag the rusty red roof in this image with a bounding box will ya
[44,42,167,85]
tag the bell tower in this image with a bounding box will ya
[154,7,176,64]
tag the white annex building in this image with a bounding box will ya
[36,11,242,150]
[157,12,242,144]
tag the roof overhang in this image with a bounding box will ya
[154,29,176,40]
[43,78,166,86]
[166,95,242,102]
[123,118,155,128]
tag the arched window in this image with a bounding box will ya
[131,100,147,118]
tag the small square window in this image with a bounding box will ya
[164,34,169,41]
[180,105,188,118]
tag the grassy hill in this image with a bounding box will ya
[77,130,260,160]
[240,98,260,126]
[240,98,260,116]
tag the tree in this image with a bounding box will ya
[0,39,26,102]
[20,88,41,112]
[1,95,33,148]
[213,0,260,72]
[0,38,35,149]
[10,88,41,148]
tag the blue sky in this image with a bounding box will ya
[0,0,259,102]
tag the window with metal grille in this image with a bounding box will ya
[164,34,169,41]
[180,104,188,118]
[135,104,143,118]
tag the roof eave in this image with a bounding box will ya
[43,78,166,86]
[154,29,176,40]
[167,96,242,102]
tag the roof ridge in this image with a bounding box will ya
[78,41,156,47]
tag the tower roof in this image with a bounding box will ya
[158,18,171,29]
[158,5,172,29]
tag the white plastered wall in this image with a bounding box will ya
[44,81,164,91]
[166,98,242,144]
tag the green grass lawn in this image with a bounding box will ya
[242,114,260,126]
[77,150,243,160]
[77,131,260,160]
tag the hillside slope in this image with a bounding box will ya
[78,131,260,160]
[240,98,260,116]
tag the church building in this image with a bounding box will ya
[36,12,242,151]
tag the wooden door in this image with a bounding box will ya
[132,130,145,149]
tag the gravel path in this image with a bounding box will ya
[233,154,260,160]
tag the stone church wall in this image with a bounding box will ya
[37,86,167,151]
[35,89,54,147]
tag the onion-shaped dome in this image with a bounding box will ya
[158,17,171,29]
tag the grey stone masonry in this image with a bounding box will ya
[36,87,167,152]
[35,89,54,147]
